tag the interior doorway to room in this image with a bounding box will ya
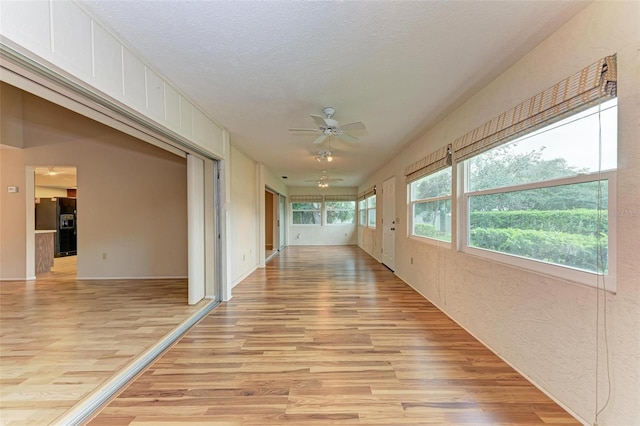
[34,166,78,277]
[265,189,277,259]
[265,189,286,261]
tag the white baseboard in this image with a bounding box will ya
[0,276,36,281]
[231,266,257,289]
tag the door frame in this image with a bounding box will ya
[382,176,396,271]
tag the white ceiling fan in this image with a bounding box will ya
[289,107,366,144]
[305,170,343,188]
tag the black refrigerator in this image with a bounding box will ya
[35,197,77,257]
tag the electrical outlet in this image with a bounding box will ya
[102,253,107,260]
[243,254,246,261]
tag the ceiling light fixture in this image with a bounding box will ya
[316,150,333,163]
[46,167,59,176]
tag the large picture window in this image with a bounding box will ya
[410,167,452,242]
[291,201,322,225]
[291,195,356,226]
[461,99,617,287]
[326,201,356,225]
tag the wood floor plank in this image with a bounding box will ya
[89,246,578,425]
[0,256,209,425]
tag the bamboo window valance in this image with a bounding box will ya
[453,55,617,162]
[358,186,375,200]
[404,144,452,183]
[290,195,323,203]
[324,194,357,202]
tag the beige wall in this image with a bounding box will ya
[0,84,27,279]
[35,187,68,198]
[0,83,188,279]
[229,145,258,288]
[0,147,27,279]
[358,2,640,424]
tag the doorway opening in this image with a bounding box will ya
[34,166,77,278]
[265,188,286,262]
[382,176,396,271]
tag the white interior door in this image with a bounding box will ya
[382,176,396,271]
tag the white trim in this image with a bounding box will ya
[466,170,616,197]
[408,167,453,244]
[187,154,206,304]
[463,246,615,292]
[25,167,35,279]
[0,276,37,282]
[409,235,453,248]
[460,165,616,293]
[0,49,188,159]
[230,265,257,290]
[52,299,218,425]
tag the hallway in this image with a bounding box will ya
[90,246,578,425]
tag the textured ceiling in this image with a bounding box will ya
[80,0,589,187]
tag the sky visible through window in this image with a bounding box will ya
[507,99,617,173]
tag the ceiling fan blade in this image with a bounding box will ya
[313,134,329,144]
[310,114,328,128]
[340,121,366,132]
[336,133,359,143]
[327,178,343,182]
[288,128,319,133]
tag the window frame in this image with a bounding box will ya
[366,194,377,229]
[290,201,323,226]
[358,199,367,227]
[325,200,356,226]
[459,153,617,293]
[409,166,452,246]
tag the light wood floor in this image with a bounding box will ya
[0,256,209,425]
[90,246,578,425]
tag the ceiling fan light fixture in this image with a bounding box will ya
[316,150,333,163]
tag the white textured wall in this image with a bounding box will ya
[288,186,357,246]
[229,146,258,287]
[358,2,640,424]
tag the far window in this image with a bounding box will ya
[326,201,356,225]
[358,199,366,226]
[292,202,321,225]
[410,167,452,242]
[367,195,376,228]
